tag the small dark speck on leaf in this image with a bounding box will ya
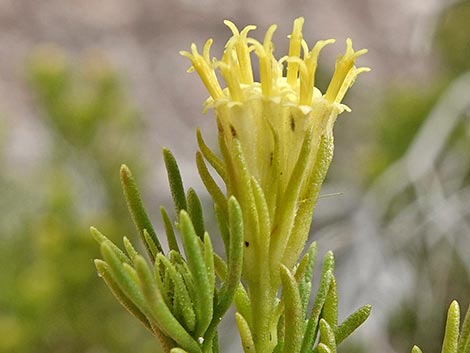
[290,116,295,132]
[230,124,237,137]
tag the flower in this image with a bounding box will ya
[181,17,368,271]
[182,18,369,352]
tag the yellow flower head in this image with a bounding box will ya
[181,18,368,273]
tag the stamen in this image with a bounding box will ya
[299,39,335,105]
[334,66,370,103]
[224,20,240,36]
[236,25,256,84]
[325,38,367,103]
[180,43,224,99]
[287,17,304,86]
[218,41,244,101]
[203,39,214,62]
[259,24,277,96]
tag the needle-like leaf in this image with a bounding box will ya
[156,253,196,333]
[214,203,230,253]
[280,264,303,353]
[458,305,470,353]
[441,301,460,353]
[196,151,227,218]
[197,128,227,183]
[322,277,338,328]
[100,242,147,311]
[123,236,139,264]
[187,188,205,240]
[91,227,131,265]
[94,259,151,332]
[300,251,334,353]
[134,255,201,353]
[335,304,371,345]
[179,210,213,337]
[319,319,337,353]
[215,196,244,320]
[236,312,257,353]
[161,206,180,253]
[120,164,162,258]
[163,148,188,216]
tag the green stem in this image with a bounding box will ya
[250,283,278,353]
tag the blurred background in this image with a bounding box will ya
[0,0,469,352]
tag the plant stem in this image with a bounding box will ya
[250,283,278,353]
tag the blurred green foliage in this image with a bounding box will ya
[0,47,157,353]
[365,0,470,184]
[435,0,470,76]
[364,82,445,183]
[387,243,470,353]
[362,1,470,352]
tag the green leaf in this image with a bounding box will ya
[319,319,337,353]
[154,254,174,310]
[300,251,334,353]
[233,286,252,328]
[213,252,227,279]
[322,277,338,328]
[202,198,244,346]
[335,304,371,345]
[464,338,470,353]
[187,188,205,240]
[156,253,196,333]
[274,316,285,353]
[123,236,139,264]
[171,348,189,353]
[213,250,251,327]
[280,265,303,353]
[100,242,147,312]
[143,229,159,260]
[161,206,180,253]
[179,210,213,337]
[412,345,423,353]
[317,343,332,353]
[228,137,259,281]
[203,232,216,304]
[94,259,151,332]
[171,252,197,311]
[196,128,227,183]
[458,305,470,353]
[120,164,163,258]
[236,312,256,353]
[214,203,230,253]
[196,151,227,218]
[297,242,318,313]
[163,148,188,216]
[134,255,201,353]
[441,301,460,353]
[91,227,131,265]
[216,196,244,316]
